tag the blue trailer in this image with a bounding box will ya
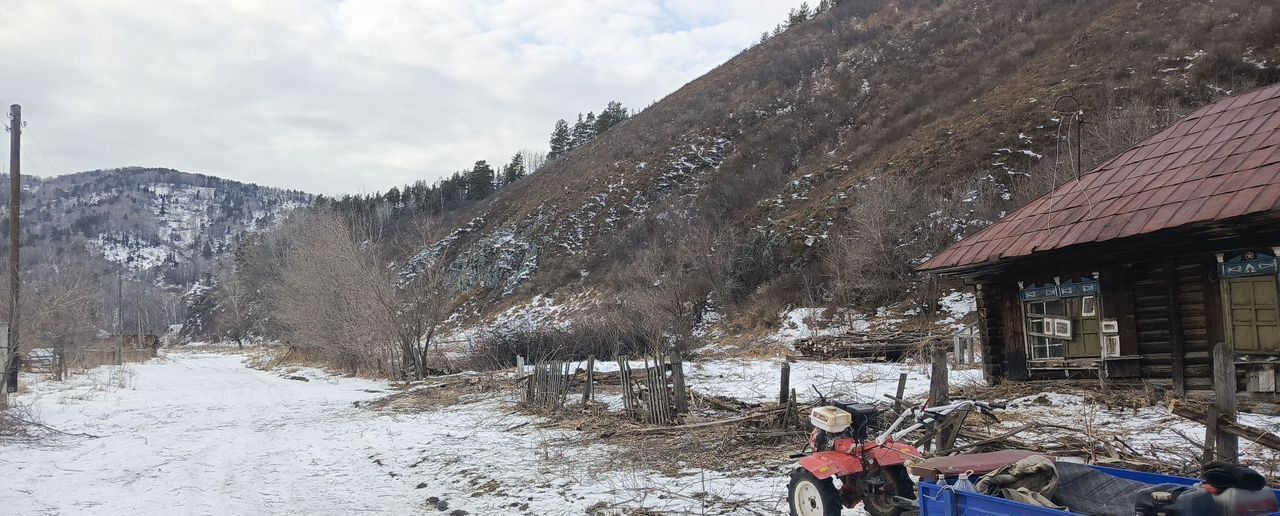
[918,465,1280,515]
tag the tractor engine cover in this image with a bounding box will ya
[810,406,852,433]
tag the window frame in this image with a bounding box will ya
[1022,280,1103,362]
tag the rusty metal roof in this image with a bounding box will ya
[921,83,1280,273]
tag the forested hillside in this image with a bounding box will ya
[0,167,309,340]
[5,168,309,284]
[206,0,1280,375]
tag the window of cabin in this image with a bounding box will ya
[1022,279,1103,361]
[1025,299,1066,360]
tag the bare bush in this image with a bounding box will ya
[26,258,105,381]
[823,179,945,307]
[274,210,398,376]
[465,314,647,371]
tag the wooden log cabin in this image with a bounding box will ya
[920,84,1280,401]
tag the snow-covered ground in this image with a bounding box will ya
[592,358,983,405]
[6,352,1275,515]
[0,353,813,515]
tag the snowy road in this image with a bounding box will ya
[3,353,426,515]
[1,353,796,516]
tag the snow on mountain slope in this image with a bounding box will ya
[7,167,310,283]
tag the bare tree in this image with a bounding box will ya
[214,267,256,348]
[275,210,397,376]
[612,213,729,352]
[23,258,104,380]
[381,255,459,379]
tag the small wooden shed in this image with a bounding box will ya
[921,84,1280,400]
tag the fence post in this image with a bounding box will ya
[778,361,791,405]
[953,335,963,364]
[896,372,908,402]
[670,351,687,413]
[516,355,525,376]
[1212,343,1238,461]
[1203,404,1219,465]
[930,342,951,451]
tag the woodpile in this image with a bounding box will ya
[795,330,942,360]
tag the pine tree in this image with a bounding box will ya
[571,113,595,148]
[385,186,401,208]
[501,152,526,185]
[548,119,572,160]
[466,160,495,200]
[788,2,812,27]
[594,101,630,134]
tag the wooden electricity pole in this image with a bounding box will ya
[116,271,123,365]
[2,104,21,410]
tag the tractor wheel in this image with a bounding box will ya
[788,467,841,516]
[862,465,915,516]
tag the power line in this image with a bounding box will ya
[23,123,59,177]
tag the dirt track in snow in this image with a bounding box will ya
[1,352,799,516]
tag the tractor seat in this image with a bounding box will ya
[834,402,880,417]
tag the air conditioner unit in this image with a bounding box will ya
[1101,319,1119,334]
[1103,335,1122,358]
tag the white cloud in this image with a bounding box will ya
[1,0,803,194]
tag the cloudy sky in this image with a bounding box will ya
[0,0,803,194]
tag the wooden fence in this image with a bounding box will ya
[517,351,689,425]
[521,360,574,411]
[617,351,687,425]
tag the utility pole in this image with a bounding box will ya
[116,271,123,365]
[2,104,20,410]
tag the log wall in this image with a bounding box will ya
[975,253,1264,392]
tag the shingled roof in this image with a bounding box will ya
[921,83,1280,273]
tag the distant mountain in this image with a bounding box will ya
[1,167,311,288]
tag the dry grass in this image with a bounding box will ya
[361,374,508,413]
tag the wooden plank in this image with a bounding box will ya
[1102,265,1140,357]
[1204,404,1219,464]
[582,355,594,403]
[642,357,654,423]
[778,362,791,405]
[670,352,687,413]
[1213,343,1239,461]
[1165,260,1187,395]
[627,408,787,435]
[1175,403,1280,453]
[999,283,1029,381]
[930,343,950,451]
[1204,258,1227,351]
[618,357,633,416]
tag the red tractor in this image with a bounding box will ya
[788,395,1002,516]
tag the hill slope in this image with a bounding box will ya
[401,0,1278,339]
